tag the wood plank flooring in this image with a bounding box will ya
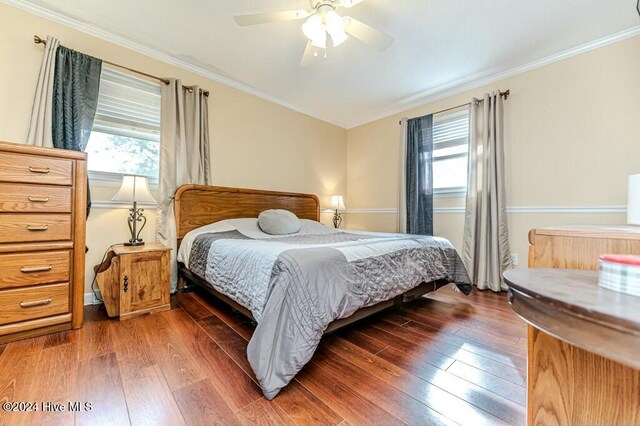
[0,286,527,425]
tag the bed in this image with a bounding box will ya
[174,185,471,399]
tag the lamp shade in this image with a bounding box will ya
[628,174,640,225]
[329,195,346,210]
[112,175,155,203]
[325,10,348,47]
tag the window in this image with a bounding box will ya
[432,106,470,194]
[86,67,161,185]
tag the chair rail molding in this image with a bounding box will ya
[346,206,627,214]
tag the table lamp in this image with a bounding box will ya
[112,175,155,246]
[329,195,346,228]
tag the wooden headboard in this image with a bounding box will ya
[174,185,320,245]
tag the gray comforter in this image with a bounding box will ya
[189,230,471,399]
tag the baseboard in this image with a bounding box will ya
[84,292,103,306]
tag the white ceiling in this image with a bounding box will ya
[10,0,640,128]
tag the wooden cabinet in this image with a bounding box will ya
[523,225,640,426]
[0,141,86,344]
[528,225,640,270]
[95,243,170,320]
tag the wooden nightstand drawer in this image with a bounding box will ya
[0,183,72,213]
[0,283,69,325]
[0,151,73,186]
[0,250,71,289]
[0,214,72,243]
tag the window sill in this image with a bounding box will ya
[434,188,466,199]
[88,170,159,189]
[91,200,158,209]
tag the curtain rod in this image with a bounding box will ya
[398,90,510,125]
[34,35,210,97]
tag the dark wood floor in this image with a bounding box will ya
[0,286,527,425]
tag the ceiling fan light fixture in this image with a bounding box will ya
[310,26,327,49]
[325,10,349,47]
[324,10,343,33]
[330,29,348,47]
[302,14,324,42]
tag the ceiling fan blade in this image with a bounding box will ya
[343,17,394,51]
[339,0,366,8]
[300,41,317,67]
[234,10,310,26]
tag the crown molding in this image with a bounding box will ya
[1,0,349,129]
[347,25,640,129]
[6,0,639,130]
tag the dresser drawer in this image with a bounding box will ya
[0,152,73,186]
[0,183,72,213]
[0,214,71,243]
[0,250,71,289]
[0,283,69,325]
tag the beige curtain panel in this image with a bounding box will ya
[156,79,211,291]
[397,117,408,233]
[462,91,512,292]
[26,35,60,147]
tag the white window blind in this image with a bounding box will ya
[93,67,161,138]
[432,107,470,193]
[86,67,162,183]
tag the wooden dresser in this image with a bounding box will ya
[523,225,640,425]
[528,225,640,269]
[0,141,86,343]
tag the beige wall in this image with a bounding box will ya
[0,4,347,298]
[346,35,640,266]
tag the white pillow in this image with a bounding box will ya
[257,209,301,235]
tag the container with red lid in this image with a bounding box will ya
[598,254,640,297]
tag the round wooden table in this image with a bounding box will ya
[504,268,640,426]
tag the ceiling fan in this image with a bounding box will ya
[234,0,394,66]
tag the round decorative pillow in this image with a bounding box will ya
[257,209,301,235]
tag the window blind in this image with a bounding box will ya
[93,66,161,140]
[433,108,470,154]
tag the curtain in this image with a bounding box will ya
[404,115,434,235]
[156,80,211,292]
[52,45,102,217]
[397,118,408,233]
[462,91,512,291]
[27,36,60,148]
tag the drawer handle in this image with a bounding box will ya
[20,265,53,273]
[28,166,50,174]
[20,298,52,308]
[27,225,49,231]
[28,196,50,203]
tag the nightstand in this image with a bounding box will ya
[94,243,171,321]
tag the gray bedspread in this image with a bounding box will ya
[189,230,471,399]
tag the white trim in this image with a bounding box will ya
[1,0,349,129]
[91,200,158,209]
[434,189,466,199]
[89,170,159,189]
[84,292,102,305]
[345,208,398,214]
[4,0,639,130]
[348,25,640,128]
[346,206,628,214]
[505,205,627,214]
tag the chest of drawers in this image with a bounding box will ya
[0,141,86,343]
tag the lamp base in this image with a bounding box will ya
[124,240,145,246]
